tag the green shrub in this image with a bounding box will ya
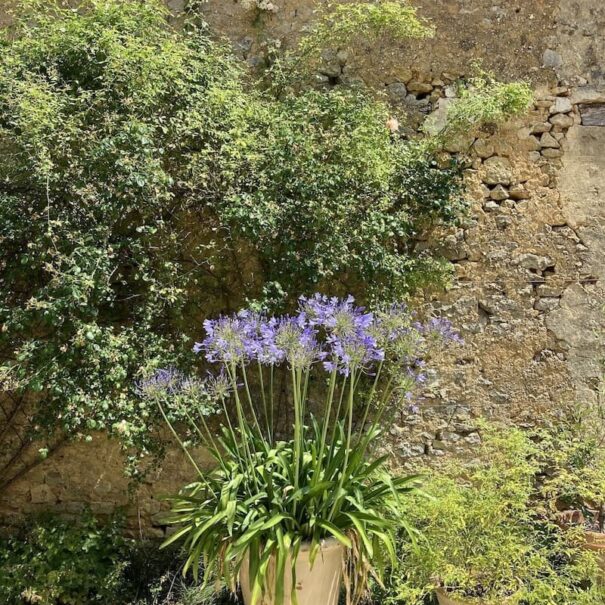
[382,425,605,604]
[0,0,251,480]
[0,0,531,485]
[0,513,130,605]
[539,402,605,531]
[297,1,434,66]
[218,91,466,305]
[439,72,534,139]
[0,0,468,480]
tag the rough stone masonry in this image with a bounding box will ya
[0,0,604,534]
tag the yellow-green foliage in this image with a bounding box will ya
[539,403,605,528]
[440,72,534,139]
[299,1,434,61]
[383,425,605,605]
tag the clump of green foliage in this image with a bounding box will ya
[0,0,250,482]
[298,1,434,59]
[439,72,534,140]
[381,425,605,605]
[0,513,130,605]
[219,91,465,305]
[540,401,605,532]
[0,514,233,605]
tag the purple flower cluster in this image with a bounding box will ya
[422,317,464,345]
[300,294,384,374]
[193,295,461,375]
[193,313,252,363]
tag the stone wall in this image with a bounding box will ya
[1,0,604,534]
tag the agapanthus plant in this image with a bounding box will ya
[138,295,460,605]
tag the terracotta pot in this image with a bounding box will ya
[585,530,605,572]
[239,538,344,605]
[435,588,478,605]
[557,512,605,572]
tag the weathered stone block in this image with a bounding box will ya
[473,138,495,159]
[407,80,433,94]
[534,297,560,312]
[516,253,554,272]
[579,104,605,126]
[386,82,408,102]
[549,113,574,129]
[483,156,513,185]
[552,97,573,114]
[490,185,509,201]
[542,49,563,69]
[539,132,560,149]
[509,184,530,200]
[531,122,552,134]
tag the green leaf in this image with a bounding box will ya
[317,520,352,548]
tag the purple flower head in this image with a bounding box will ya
[274,316,320,369]
[370,303,419,347]
[299,295,385,374]
[205,370,231,401]
[256,316,286,365]
[192,296,460,380]
[325,332,384,375]
[194,312,256,364]
[136,367,205,400]
[299,294,373,337]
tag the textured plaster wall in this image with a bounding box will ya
[1,0,604,533]
[543,0,605,406]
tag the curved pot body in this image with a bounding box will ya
[435,588,479,605]
[239,538,344,605]
[585,530,605,572]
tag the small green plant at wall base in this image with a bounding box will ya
[539,401,605,532]
[384,425,605,605]
[0,513,130,605]
[139,296,461,605]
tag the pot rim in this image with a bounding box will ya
[298,537,344,553]
[585,530,605,547]
[243,536,344,556]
